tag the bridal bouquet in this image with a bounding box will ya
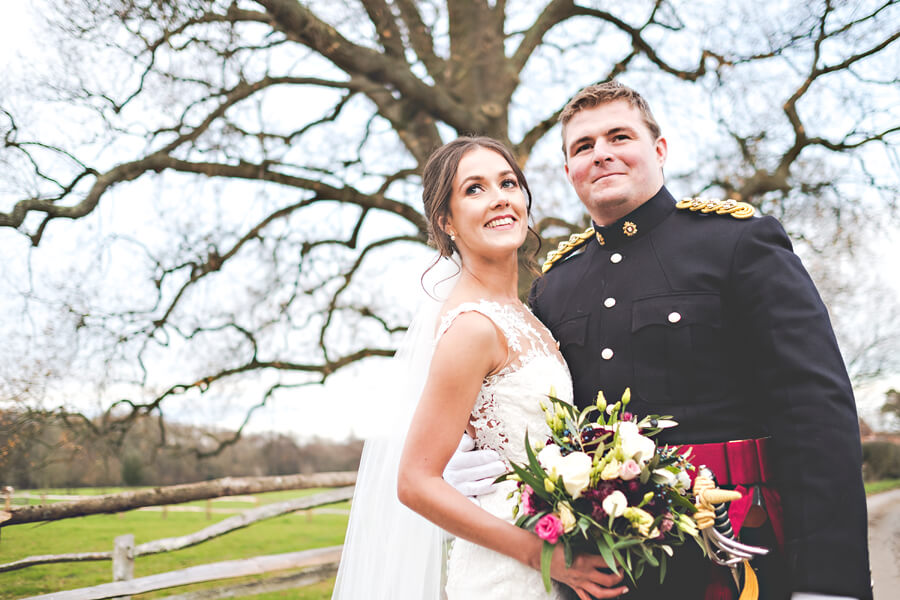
[499,388,701,591]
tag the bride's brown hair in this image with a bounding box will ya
[422,136,539,258]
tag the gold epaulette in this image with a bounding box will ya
[676,197,755,219]
[541,227,594,273]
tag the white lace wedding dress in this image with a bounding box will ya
[439,300,573,599]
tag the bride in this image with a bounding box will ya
[332,137,627,599]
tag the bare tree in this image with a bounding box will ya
[1,0,898,454]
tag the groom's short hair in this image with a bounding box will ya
[559,81,661,156]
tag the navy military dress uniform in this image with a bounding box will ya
[528,187,871,600]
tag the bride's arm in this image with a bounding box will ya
[397,312,627,600]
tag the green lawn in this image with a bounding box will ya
[865,478,900,495]
[0,489,348,600]
[6,480,898,599]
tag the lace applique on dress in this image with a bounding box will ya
[440,300,575,600]
[436,300,571,459]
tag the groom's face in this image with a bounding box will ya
[563,100,667,226]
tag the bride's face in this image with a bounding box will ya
[443,147,528,260]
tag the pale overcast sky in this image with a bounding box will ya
[2,3,898,439]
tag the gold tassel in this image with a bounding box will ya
[737,560,759,600]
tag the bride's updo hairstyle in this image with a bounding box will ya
[422,136,535,258]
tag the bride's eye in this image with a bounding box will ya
[466,183,484,195]
[501,178,518,189]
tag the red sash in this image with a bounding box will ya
[679,439,785,600]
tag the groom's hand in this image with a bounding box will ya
[443,433,505,497]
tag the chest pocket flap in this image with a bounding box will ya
[554,313,589,349]
[631,292,721,332]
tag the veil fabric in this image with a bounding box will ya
[332,254,461,599]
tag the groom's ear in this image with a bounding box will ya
[655,136,668,167]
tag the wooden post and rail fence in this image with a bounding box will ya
[0,472,357,600]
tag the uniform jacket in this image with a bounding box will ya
[529,187,871,599]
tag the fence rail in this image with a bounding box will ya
[23,546,342,600]
[0,487,354,574]
[2,472,356,527]
[2,475,356,599]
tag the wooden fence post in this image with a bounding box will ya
[113,533,134,600]
[0,486,13,542]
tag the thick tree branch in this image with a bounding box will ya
[394,0,446,81]
[255,0,480,131]
[361,0,406,58]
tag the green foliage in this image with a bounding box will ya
[861,441,900,481]
[120,454,144,487]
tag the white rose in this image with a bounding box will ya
[537,445,592,499]
[616,422,656,464]
[537,444,563,471]
[557,451,592,498]
[602,490,628,518]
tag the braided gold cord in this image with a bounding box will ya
[541,228,594,273]
[676,197,756,219]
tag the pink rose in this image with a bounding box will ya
[521,485,536,516]
[535,513,564,544]
[620,459,642,481]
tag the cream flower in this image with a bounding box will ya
[600,458,621,481]
[615,421,656,464]
[602,490,628,518]
[537,445,592,498]
[559,502,577,533]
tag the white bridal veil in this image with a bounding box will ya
[331,254,461,600]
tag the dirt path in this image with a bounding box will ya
[868,488,900,600]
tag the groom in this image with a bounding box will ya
[448,81,871,600]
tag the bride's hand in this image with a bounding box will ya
[549,546,629,599]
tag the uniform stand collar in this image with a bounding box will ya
[592,186,676,249]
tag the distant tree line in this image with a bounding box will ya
[0,410,362,489]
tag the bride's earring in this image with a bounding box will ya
[450,233,456,241]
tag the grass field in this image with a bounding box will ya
[4,480,898,599]
[865,478,900,495]
[0,488,350,600]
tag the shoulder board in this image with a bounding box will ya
[541,227,594,274]
[675,197,755,219]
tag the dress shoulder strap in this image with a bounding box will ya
[436,300,520,344]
